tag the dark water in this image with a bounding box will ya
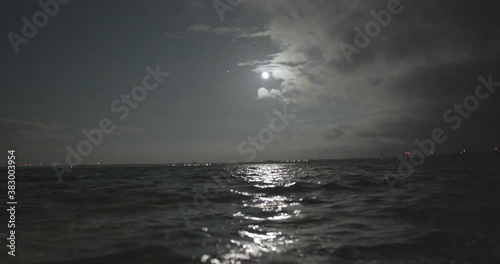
[2,155,500,264]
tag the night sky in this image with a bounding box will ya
[1,0,499,165]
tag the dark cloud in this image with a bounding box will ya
[165,24,244,39]
[0,118,72,143]
[238,0,500,155]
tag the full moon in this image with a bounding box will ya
[262,72,270,79]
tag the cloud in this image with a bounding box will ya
[239,0,500,100]
[257,87,283,100]
[240,0,500,155]
[236,31,272,39]
[0,118,65,132]
[165,24,244,39]
[0,118,75,147]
